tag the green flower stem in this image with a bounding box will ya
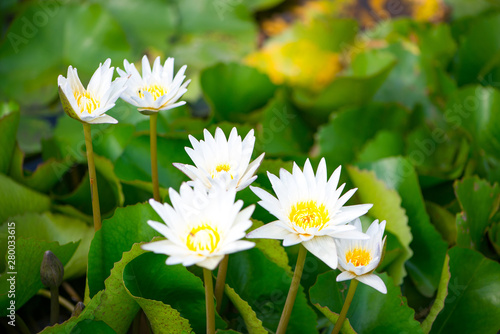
[83,123,101,231]
[149,113,161,202]
[50,286,59,325]
[276,244,308,334]
[214,254,229,312]
[331,279,359,334]
[38,289,75,313]
[203,268,215,334]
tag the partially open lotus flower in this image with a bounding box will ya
[335,218,387,294]
[117,55,190,115]
[57,58,127,124]
[173,127,265,191]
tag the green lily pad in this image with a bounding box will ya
[224,284,267,334]
[430,247,500,334]
[9,145,69,193]
[357,130,405,163]
[256,89,312,157]
[91,124,135,163]
[425,201,457,246]
[87,202,161,296]
[128,297,192,334]
[200,62,277,122]
[0,174,51,224]
[123,252,226,334]
[317,103,410,169]
[17,116,52,155]
[445,86,500,159]
[54,155,124,217]
[454,12,500,87]
[70,319,116,334]
[454,176,500,255]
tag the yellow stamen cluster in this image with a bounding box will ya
[74,90,100,114]
[186,224,220,253]
[289,201,329,231]
[138,84,167,101]
[345,247,372,267]
[210,163,232,179]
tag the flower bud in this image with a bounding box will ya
[40,250,64,288]
[71,302,85,317]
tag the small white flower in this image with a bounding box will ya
[57,59,126,124]
[335,219,387,294]
[173,127,265,191]
[117,55,190,115]
[246,158,372,269]
[142,182,255,270]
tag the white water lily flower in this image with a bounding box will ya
[57,59,126,124]
[173,127,265,191]
[117,55,190,115]
[335,219,387,294]
[246,158,372,269]
[142,182,255,270]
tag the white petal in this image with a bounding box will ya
[316,158,328,185]
[366,219,383,238]
[86,114,118,124]
[238,153,265,187]
[221,240,255,254]
[336,271,356,282]
[333,188,357,210]
[141,239,185,255]
[147,220,170,237]
[282,233,303,246]
[236,176,257,191]
[158,100,186,111]
[172,163,198,181]
[356,274,387,294]
[251,186,283,218]
[149,199,170,224]
[351,218,363,231]
[302,236,338,269]
[142,55,152,80]
[330,204,373,225]
[327,165,341,189]
[246,222,288,240]
[197,255,225,270]
[328,228,369,240]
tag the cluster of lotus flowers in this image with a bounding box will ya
[58,56,388,333]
